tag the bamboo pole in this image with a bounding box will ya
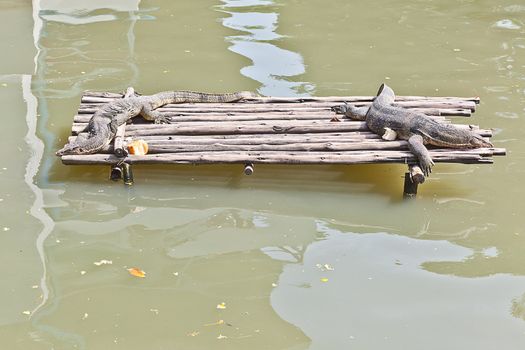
[72,108,472,123]
[61,149,496,165]
[80,93,480,104]
[409,165,425,184]
[70,122,494,138]
[112,87,135,157]
[77,101,476,113]
[69,133,382,143]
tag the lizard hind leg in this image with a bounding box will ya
[407,134,434,176]
[140,105,171,124]
[382,127,397,141]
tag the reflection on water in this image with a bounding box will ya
[39,0,140,25]
[272,221,525,349]
[219,0,314,96]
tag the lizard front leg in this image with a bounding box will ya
[407,134,434,176]
[140,104,171,124]
[331,102,368,121]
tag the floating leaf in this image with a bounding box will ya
[128,267,146,278]
[320,278,329,283]
[216,302,226,310]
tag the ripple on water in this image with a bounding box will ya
[495,111,519,119]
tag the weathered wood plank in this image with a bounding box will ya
[81,92,481,104]
[72,108,472,123]
[61,149,496,165]
[77,101,477,112]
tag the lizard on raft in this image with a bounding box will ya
[56,90,256,156]
[331,83,493,176]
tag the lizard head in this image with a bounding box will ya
[56,141,89,156]
[469,133,493,148]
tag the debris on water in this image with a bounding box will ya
[216,302,227,310]
[80,270,87,275]
[187,331,200,337]
[320,278,329,283]
[127,267,146,278]
[93,259,113,266]
[204,319,225,326]
[22,310,31,315]
[271,283,277,287]
[316,263,334,271]
[494,19,521,30]
[3,227,10,231]
[82,313,89,320]
[217,334,228,340]
[150,308,159,315]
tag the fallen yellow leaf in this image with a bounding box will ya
[216,302,226,310]
[128,267,146,278]
[320,278,329,282]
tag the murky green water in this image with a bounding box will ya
[1,0,525,349]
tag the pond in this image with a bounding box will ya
[1,0,524,349]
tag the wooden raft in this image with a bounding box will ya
[60,89,506,196]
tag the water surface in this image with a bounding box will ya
[1,0,525,349]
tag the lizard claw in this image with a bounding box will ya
[154,116,172,124]
[419,156,435,177]
[331,102,348,115]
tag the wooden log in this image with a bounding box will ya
[81,93,480,104]
[122,162,134,186]
[72,120,369,136]
[244,163,254,175]
[60,149,496,165]
[409,165,425,184]
[110,165,123,181]
[72,108,471,123]
[97,141,412,154]
[112,87,135,157]
[69,133,382,143]
[77,101,476,113]
[403,173,418,199]
[70,122,494,138]
[113,125,127,157]
[68,133,383,145]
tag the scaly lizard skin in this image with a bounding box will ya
[331,84,492,176]
[56,91,256,156]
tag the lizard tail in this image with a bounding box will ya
[167,91,257,103]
